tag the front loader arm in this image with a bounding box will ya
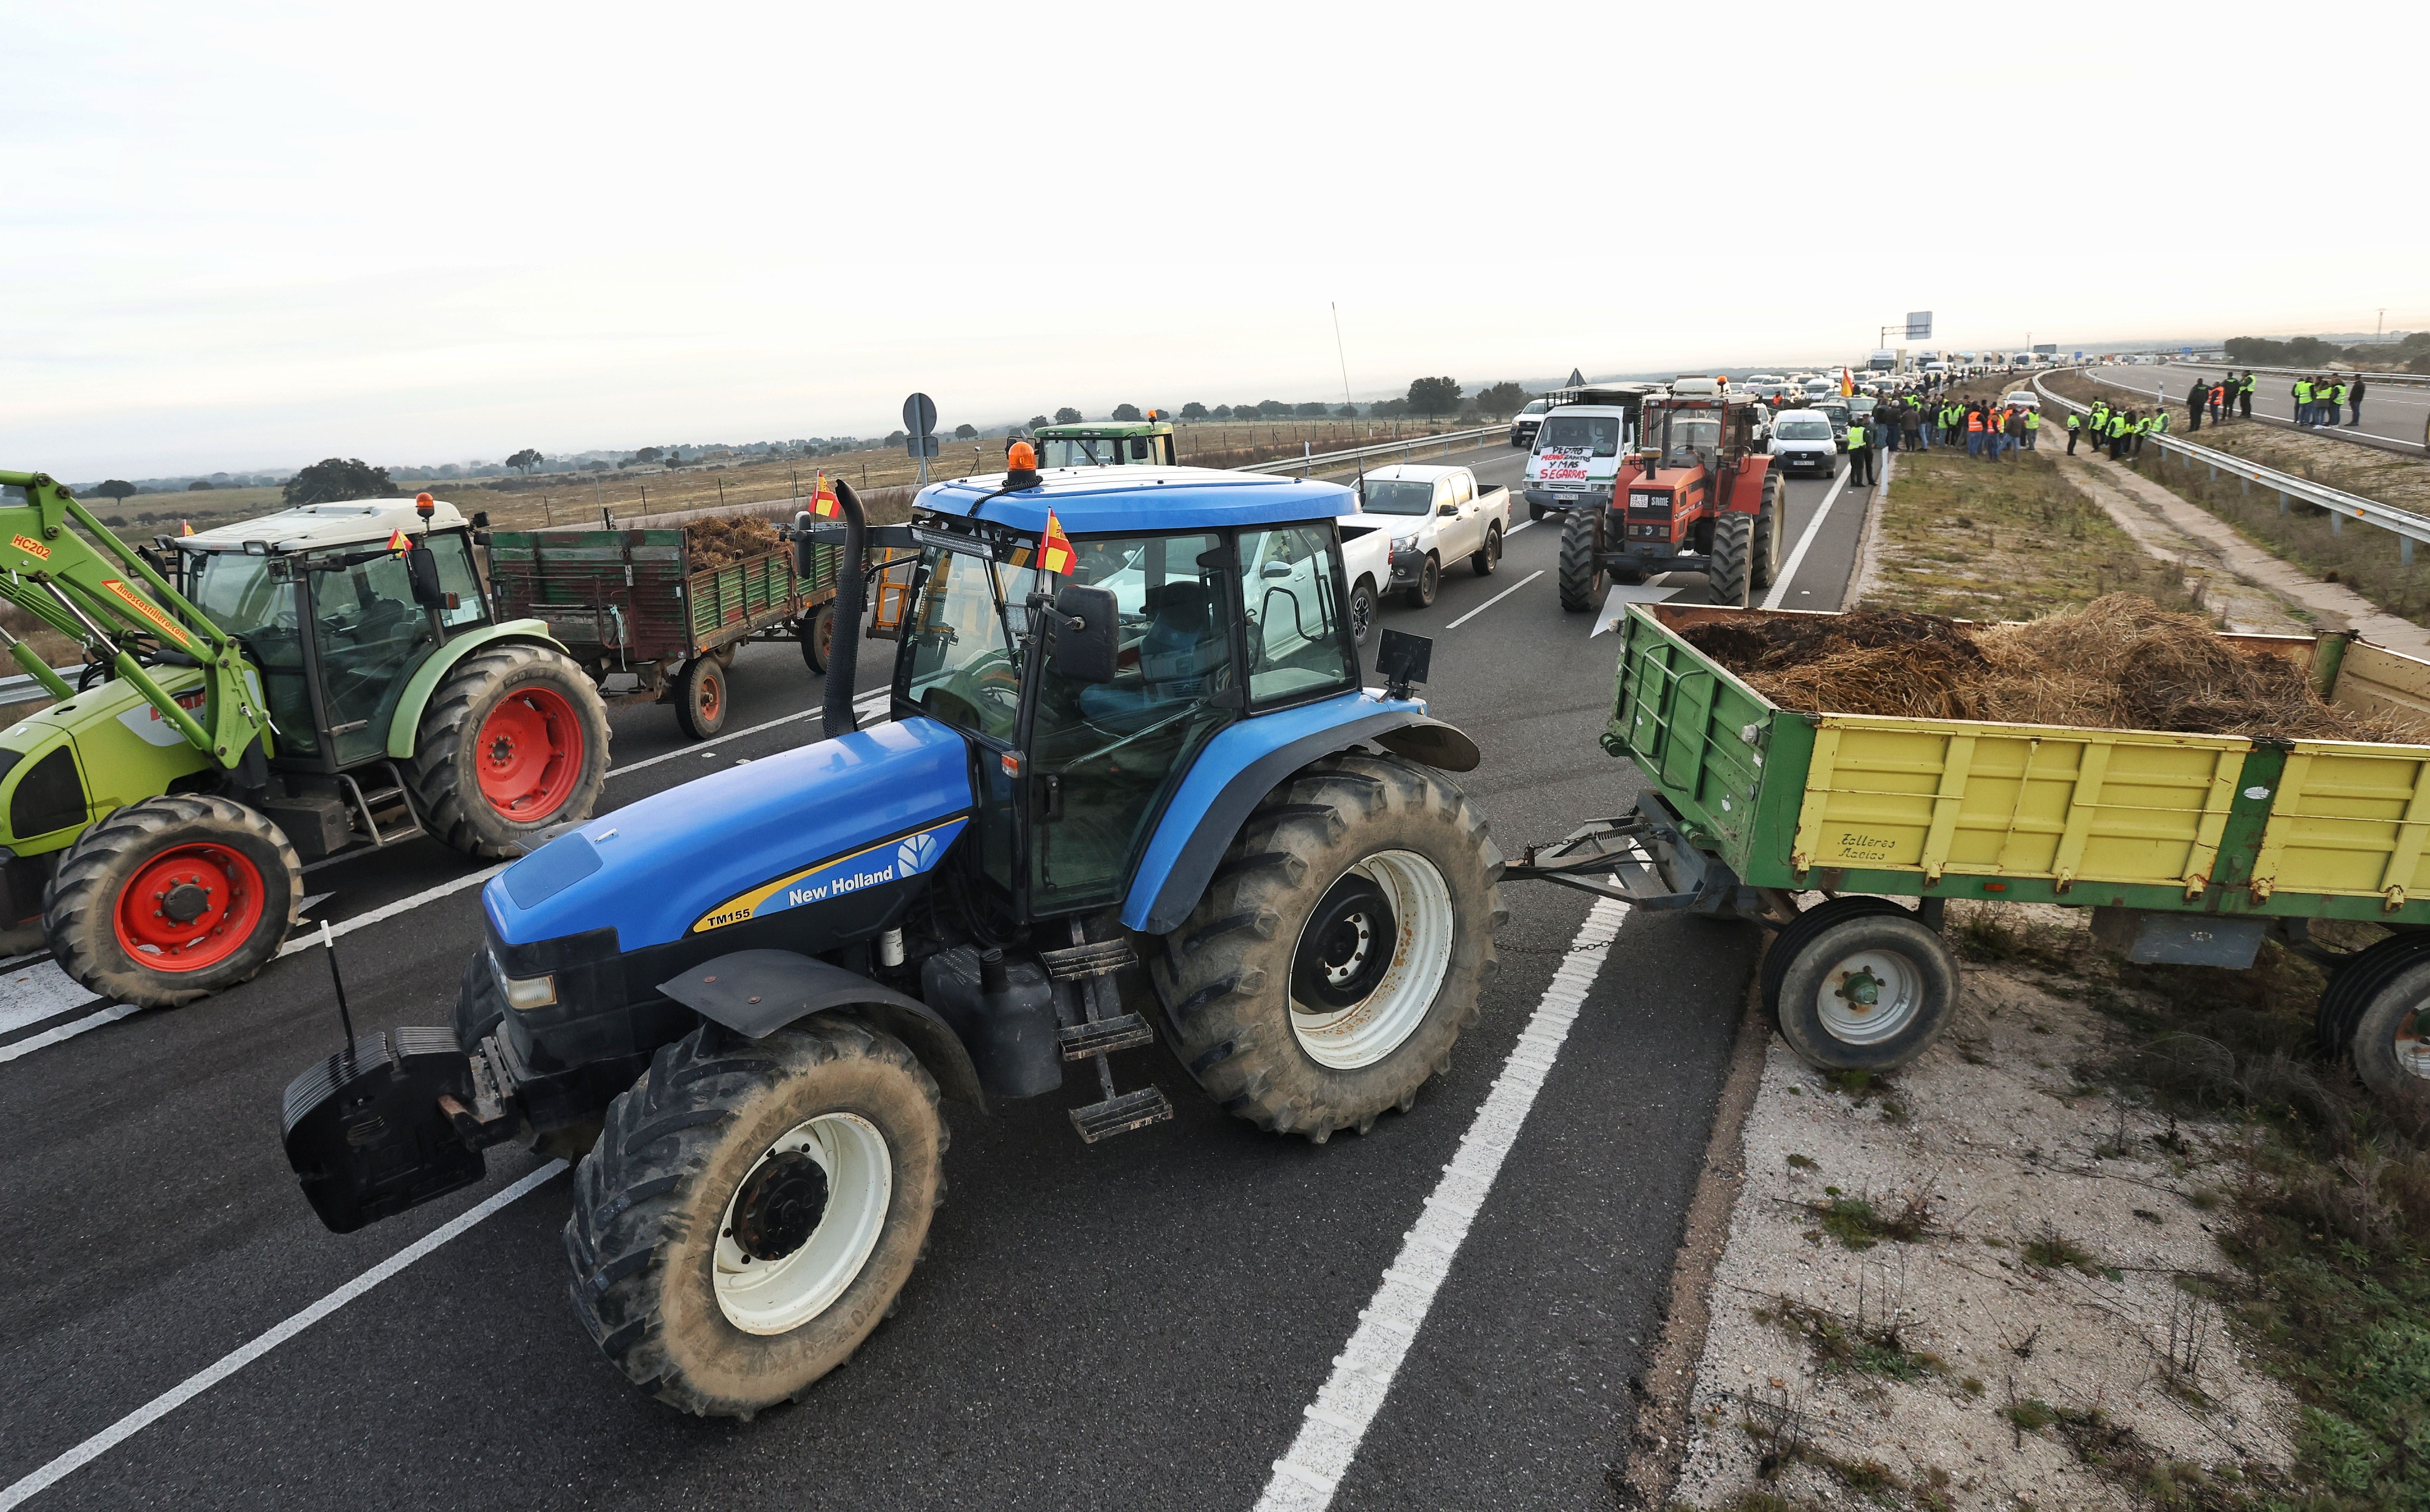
[1,470,273,768]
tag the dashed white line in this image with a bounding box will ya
[0,1160,567,1511]
[1505,518,1533,536]
[0,1004,139,1064]
[604,688,885,781]
[1440,570,1544,630]
[1760,464,1853,611]
[1252,892,1632,1512]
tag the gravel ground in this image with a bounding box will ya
[1668,908,2301,1511]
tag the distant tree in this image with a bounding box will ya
[506,447,544,475]
[633,446,664,463]
[1053,407,1083,425]
[1335,404,1358,419]
[1212,405,1234,419]
[1474,381,1526,415]
[282,457,394,505]
[1256,399,1289,418]
[93,480,137,504]
[1295,401,1328,418]
[1372,397,1409,418]
[885,429,907,446]
[1406,377,1463,417]
[953,423,978,440]
[1233,403,1261,418]
[1110,403,1143,422]
[186,480,216,491]
[1180,401,1209,421]
[1028,415,1051,429]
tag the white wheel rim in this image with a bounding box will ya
[2395,1005,2430,1082]
[1814,947,1924,1046]
[713,1111,893,1335]
[1290,849,1455,1070]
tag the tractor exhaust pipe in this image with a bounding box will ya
[812,479,869,741]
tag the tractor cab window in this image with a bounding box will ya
[1537,414,1625,456]
[1025,531,1230,912]
[903,548,1027,744]
[307,544,440,765]
[1040,437,1110,467]
[1659,413,1722,466]
[424,532,488,630]
[1239,524,1354,707]
[188,548,318,755]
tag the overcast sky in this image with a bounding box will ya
[5,2,2422,479]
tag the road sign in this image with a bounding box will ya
[1905,311,1932,341]
[1564,368,1585,388]
[902,392,938,437]
[902,435,939,457]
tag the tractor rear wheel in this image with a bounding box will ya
[1557,507,1605,611]
[45,794,302,1008]
[1152,752,1504,1142]
[410,643,611,859]
[1751,476,1784,591]
[676,655,728,740]
[1707,513,1754,608]
[565,1019,945,1418]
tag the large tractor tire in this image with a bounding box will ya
[1557,507,1606,612]
[1751,475,1784,592]
[1707,512,1754,608]
[45,794,302,1008]
[1151,752,1505,1143]
[455,949,504,1052]
[1767,903,1958,1072]
[566,1019,946,1419]
[410,642,611,859]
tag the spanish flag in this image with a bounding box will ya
[178,519,195,537]
[811,473,841,519]
[386,529,411,553]
[1839,366,1855,396]
[1038,509,1075,576]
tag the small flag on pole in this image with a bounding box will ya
[811,472,841,519]
[385,529,411,553]
[1839,366,1854,396]
[178,519,195,536]
[1038,509,1075,576]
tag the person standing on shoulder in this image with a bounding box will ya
[2186,376,2207,432]
[2240,370,2255,418]
[1964,403,1985,458]
[2066,410,2082,454]
[1904,402,1925,452]
[1846,413,1875,487]
[2004,405,2025,459]
[2349,376,2366,427]
[2330,376,2349,427]
[2293,375,2313,426]
[2023,404,2041,450]
[2209,379,2226,424]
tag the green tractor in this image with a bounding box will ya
[0,470,611,1007]
[1029,418,1180,468]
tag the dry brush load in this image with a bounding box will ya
[683,514,785,571]
[1682,595,2430,744]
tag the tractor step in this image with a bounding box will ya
[1039,939,1138,980]
[1058,1013,1154,1060]
[1068,1084,1173,1144]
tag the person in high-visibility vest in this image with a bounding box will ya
[1845,419,1873,486]
[2239,371,2255,418]
[2294,376,2314,426]
[2066,412,2082,455]
[2331,379,2349,425]
[2208,381,2226,423]
[2023,407,2041,450]
[2108,408,2131,461]
[1964,405,1987,458]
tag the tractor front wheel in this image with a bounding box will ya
[1153,752,1504,1142]
[565,1019,945,1418]
[1556,507,1605,611]
[45,795,302,1008]
[411,643,611,858]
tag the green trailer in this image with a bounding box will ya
[1509,603,2430,1099]
[487,512,846,740]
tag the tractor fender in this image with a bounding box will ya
[382,619,568,759]
[656,947,988,1110]
[1122,693,1479,935]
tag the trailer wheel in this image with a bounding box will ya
[1347,579,1379,649]
[2349,960,2430,1100]
[1760,896,1910,1019]
[799,604,834,675]
[412,643,611,858]
[1707,513,1754,608]
[676,655,728,740]
[1770,909,1958,1072]
[1403,555,1439,610]
[1152,752,1504,1142]
[45,794,301,1008]
[565,1019,945,1419]
[1471,524,1501,578]
[2315,932,2430,1058]
[1557,507,1605,612]
[454,949,503,1052]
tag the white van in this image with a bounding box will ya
[1520,405,1633,521]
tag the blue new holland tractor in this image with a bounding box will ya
[282,459,1505,1417]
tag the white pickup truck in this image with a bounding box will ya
[1347,463,1512,610]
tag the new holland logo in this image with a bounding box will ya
[896,831,939,876]
[690,816,970,934]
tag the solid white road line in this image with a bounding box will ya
[0,960,102,1035]
[604,688,887,781]
[1759,464,1853,611]
[1252,893,1632,1512]
[0,1160,567,1512]
[1440,571,1543,630]
[1505,518,1533,536]
[0,1005,139,1064]
[273,864,510,960]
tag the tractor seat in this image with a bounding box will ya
[1078,581,1222,732]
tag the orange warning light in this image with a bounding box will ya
[414,491,435,518]
[1006,442,1037,470]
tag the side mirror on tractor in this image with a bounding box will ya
[1049,584,1119,684]
[405,546,448,609]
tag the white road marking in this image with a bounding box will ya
[604,688,886,781]
[1440,571,1543,630]
[1760,464,1854,610]
[1590,582,1683,638]
[0,1004,140,1063]
[0,961,102,1034]
[1505,518,1533,536]
[0,1160,566,1512]
[1252,893,1632,1512]
[273,865,510,960]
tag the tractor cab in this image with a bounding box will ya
[1029,418,1179,469]
[1555,377,1786,611]
[175,498,491,768]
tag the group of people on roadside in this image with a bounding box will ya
[2183,372,2253,432]
[2069,396,2164,461]
[2292,374,2366,428]
[1838,393,2039,484]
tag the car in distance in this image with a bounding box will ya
[1768,410,1839,478]
[1509,397,1552,449]
[1355,463,1512,608]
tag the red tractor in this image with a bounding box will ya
[1556,377,1784,611]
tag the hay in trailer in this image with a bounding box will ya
[1678,595,2430,744]
[683,515,784,571]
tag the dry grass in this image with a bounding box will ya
[1682,594,2430,742]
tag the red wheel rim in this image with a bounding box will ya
[476,684,586,820]
[112,842,268,972]
[697,668,723,722]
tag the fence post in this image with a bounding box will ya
[2278,489,2288,513]
[2406,537,2416,567]
[2332,511,2343,537]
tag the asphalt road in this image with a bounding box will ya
[0,444,1874,1511]
[2079,362,2430,454]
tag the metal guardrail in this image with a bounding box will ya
[2161,361,2430,388]
[1240,424,1506,475]
[2032,371,2430,564]
[0,664,81,704]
